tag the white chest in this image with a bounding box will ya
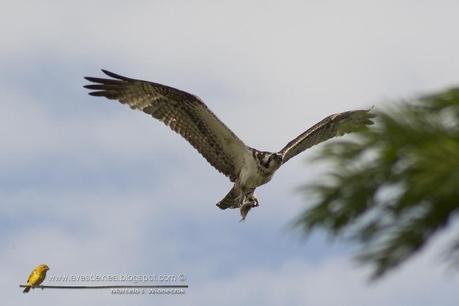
[239,156,274,188]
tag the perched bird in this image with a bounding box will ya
[23,264,49,293]
[84,70,375,220]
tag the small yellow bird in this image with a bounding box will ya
[23,264,49,293]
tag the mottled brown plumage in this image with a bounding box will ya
[85,70,247,182]
[279,110,375,163]
[84,70,374,220]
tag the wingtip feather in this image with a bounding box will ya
[101,69,130,80]
[88,91,108,97]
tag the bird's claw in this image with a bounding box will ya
[239,196,259,221]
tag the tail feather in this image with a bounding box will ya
[23,286,31,293]
[216,186,241,209]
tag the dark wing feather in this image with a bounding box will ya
[84,69,249,181]
[279,109,375,163]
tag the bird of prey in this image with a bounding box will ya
[23,264,49,293]
[84,70,374,220]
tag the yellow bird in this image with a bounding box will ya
[23,264,49,293]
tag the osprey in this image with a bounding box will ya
[84,70,374,220]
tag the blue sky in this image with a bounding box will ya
[1,1,459,305]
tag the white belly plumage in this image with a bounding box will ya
[239,157,274,189]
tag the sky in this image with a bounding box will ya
[1,0,459,305]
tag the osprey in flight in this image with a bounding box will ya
[84,70,374,220]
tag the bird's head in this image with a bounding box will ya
[260,152,283,170]
[38,264,50,272]
[270,152,283,164]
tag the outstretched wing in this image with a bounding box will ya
[84,69,249,181]
[279,109,375,163]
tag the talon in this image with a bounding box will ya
[252,198,259,207]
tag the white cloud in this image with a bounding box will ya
[1,1,459,305]
[188,236,459,306]
[3,187,458,306]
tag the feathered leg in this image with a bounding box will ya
[216,185,242,209]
